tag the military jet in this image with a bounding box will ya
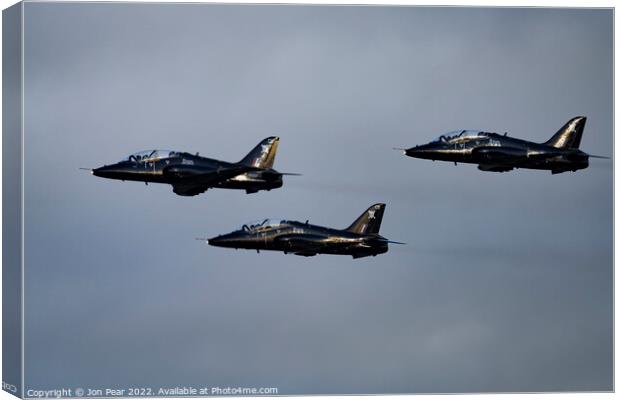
[205,203,403,258]
[399,116,608,174]
[90,137,298,196]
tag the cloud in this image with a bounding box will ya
[22,3,612,393]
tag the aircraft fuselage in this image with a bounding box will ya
[92,137,287,196]
[94,154,281,189]
[208,220,389,258]
[406,133,589,173]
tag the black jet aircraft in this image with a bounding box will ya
[205,203,403,258]
[399,116,608,174]
[90,137,298,196]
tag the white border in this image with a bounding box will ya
[20,2,24,398]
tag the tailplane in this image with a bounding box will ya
[239,136,279,168]
[346,203,386,235]
[544,116,586,149]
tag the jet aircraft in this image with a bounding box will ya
[399,116,607,174]
[206,203,403,258]
[90,137,298,196]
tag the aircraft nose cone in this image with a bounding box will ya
[405,146,423,157]
[92,163,131,179]
[207,233,238,248]
[207,235,221,246]
[405,144,435,159]
[92,165,115,178]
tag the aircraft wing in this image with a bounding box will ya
[166,165,258,196]
[275,234,370,256]
[472,146,529,162]
[473,146,564,173]
[275,234,329,248]
[274,234,340,256]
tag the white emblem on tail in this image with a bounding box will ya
[253,143,273,167]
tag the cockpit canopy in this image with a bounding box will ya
[241,219,285,232]
[433,130,487,143]
[122,150,180,163]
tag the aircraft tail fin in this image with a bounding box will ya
[544,116,586,149]
[346,203,386,235]
[239,137,279,168]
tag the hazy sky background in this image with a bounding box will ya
[22,3,612,394]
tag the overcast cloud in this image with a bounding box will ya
[21,3,612,394]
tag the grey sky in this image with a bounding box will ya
[21,3,612,394]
